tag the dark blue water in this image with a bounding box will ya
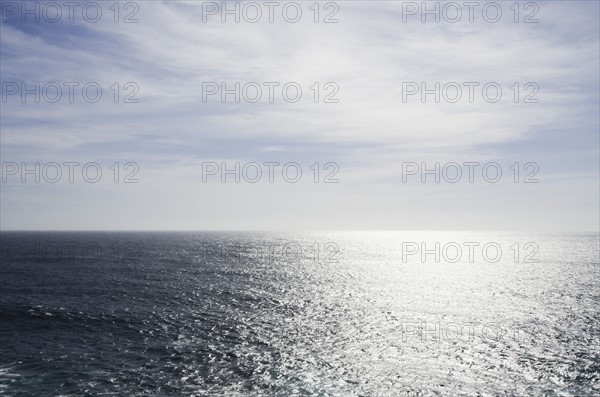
[1,231,598,396]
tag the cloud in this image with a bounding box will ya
[1,1,598,230]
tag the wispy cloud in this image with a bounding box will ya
[1,1,598,230]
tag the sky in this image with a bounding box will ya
[0,0,599,231]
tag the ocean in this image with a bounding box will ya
[0,231,598,396]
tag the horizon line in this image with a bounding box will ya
[1,229,599,233]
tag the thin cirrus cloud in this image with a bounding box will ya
[0,1,598,231]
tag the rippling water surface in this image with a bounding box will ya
[1,231,598,396]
